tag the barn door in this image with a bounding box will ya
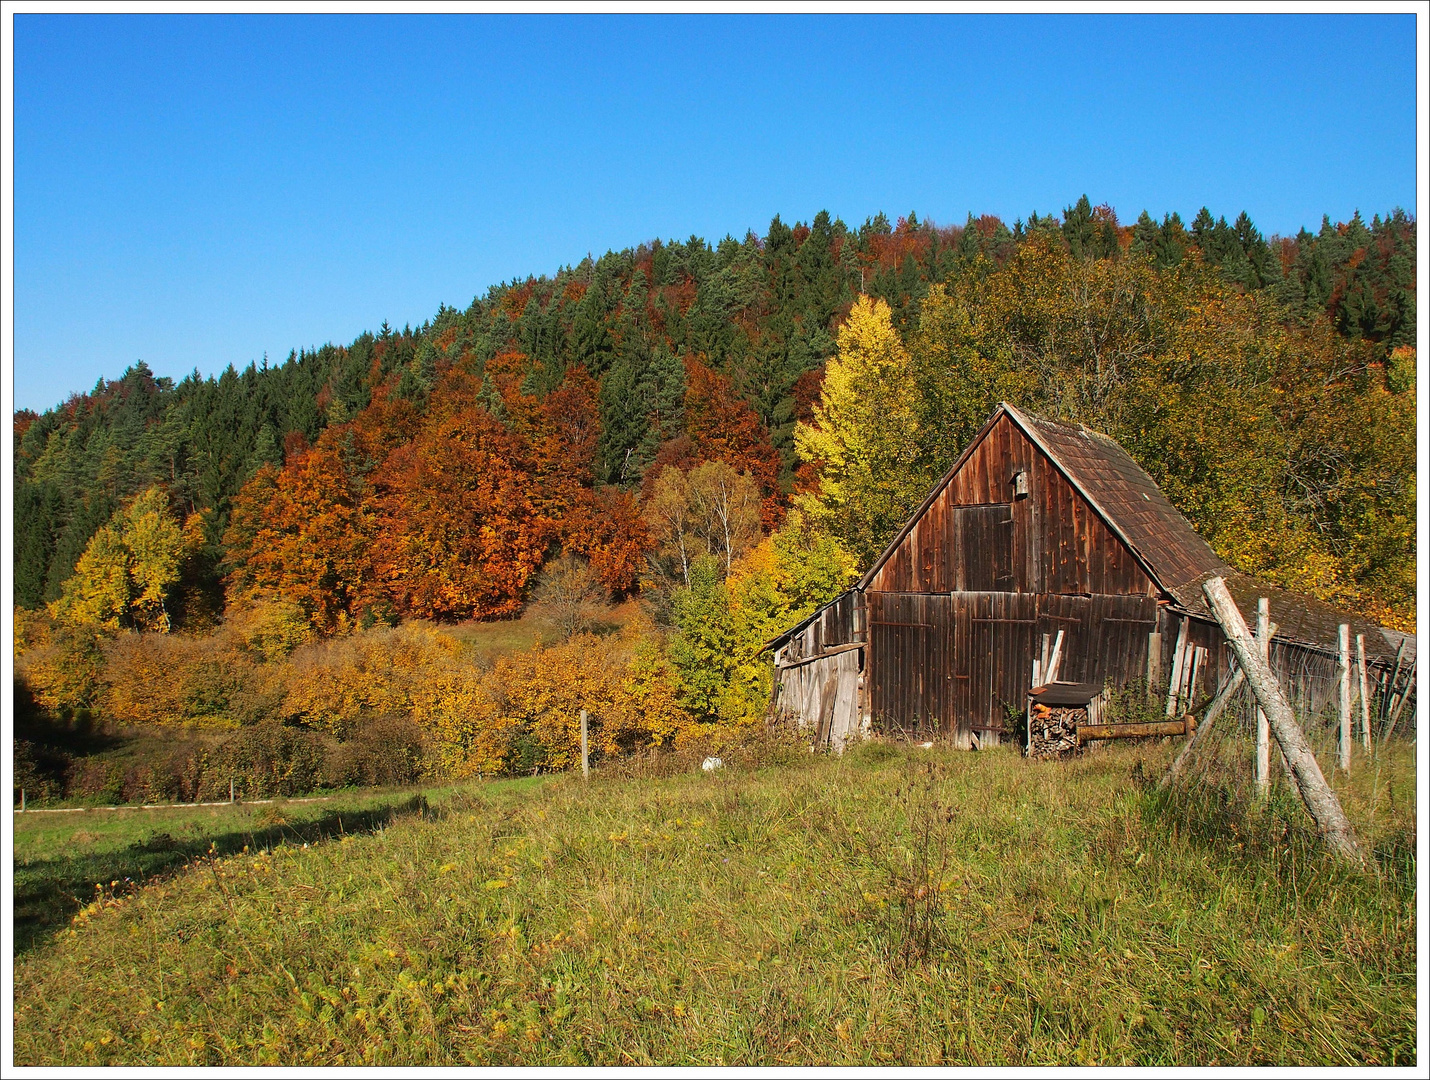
[951,504,1016,591]
[960,593,1038,743]
[868,592,949,738]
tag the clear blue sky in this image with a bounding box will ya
[11,12,1419,414]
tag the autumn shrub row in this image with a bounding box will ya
[14,609,725,804]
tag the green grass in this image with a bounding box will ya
[12,786,468,955]
[11,738,1416,1066]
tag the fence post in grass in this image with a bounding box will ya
[1255,598,1270,795]
[1202,577,1366,868]
[1338,624,1352,771]
[1356,634,1371,751]
[580,709,589,780]
[230,778,235,804]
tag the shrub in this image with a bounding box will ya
[13,740,67,805]
[281,623,457,738]
[322,714,429,789]
[525,554,614,640]
[66,759,127,805]
[100,632,247,729]
[13,610,104,718]
[202,724,328,800]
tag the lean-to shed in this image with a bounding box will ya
[769,402,1413,750]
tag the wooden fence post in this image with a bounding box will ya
[580,709,589,780]
[1254,598,1270,794]
[1203,577,1366,868]
[1338,624,1352,771]
[1355,634,1371,751]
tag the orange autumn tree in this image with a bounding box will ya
[225,441,373,631]
[366,400,552,620]
[499,360,652,595]
[564,487,650,594]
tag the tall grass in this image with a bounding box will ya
[12,737,1416,1066]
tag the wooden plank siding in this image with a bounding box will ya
[865,414,1156,598]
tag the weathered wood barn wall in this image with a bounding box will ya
[769,403,1412,749]
[769,592,863,751]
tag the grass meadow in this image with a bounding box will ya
[10,734,1417,1066]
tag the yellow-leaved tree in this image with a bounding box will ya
[49,488,193,632]
[793,295,928,568]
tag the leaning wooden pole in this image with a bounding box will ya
[1202,578,1366,868]
[1380,638,1407,739]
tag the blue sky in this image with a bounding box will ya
[10,12,1419,413]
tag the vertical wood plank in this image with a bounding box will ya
[1356,633,1371,750]
[1338,624,1352,771]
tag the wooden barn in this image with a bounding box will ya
[769,402,1414,751]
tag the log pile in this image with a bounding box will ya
[1029,703,1085,759]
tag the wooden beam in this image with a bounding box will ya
[1077,719,1188,744]
[1386,658,1417,739]
[1382,638,1407,733]
[1165,619,1189,718]
[1203,577,1365,868]
[1146,631,1163,700]
[1046,630,1065,684]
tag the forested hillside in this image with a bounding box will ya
[13,199,1415,619]
[12,196,1416,796]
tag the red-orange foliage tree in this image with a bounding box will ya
[224,442,372,631]
[564,487,650,595]
[366,403,552,621]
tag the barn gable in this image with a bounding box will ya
[860,405,1164,599]
[859,403,1401,661]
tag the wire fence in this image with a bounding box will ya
[1219,641,1417,754]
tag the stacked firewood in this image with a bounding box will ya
[1028,703,1085,759]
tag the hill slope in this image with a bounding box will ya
[13,739,1416,1067]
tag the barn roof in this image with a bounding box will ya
[857,402,1411,663]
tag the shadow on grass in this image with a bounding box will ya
[13,795,433,956]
